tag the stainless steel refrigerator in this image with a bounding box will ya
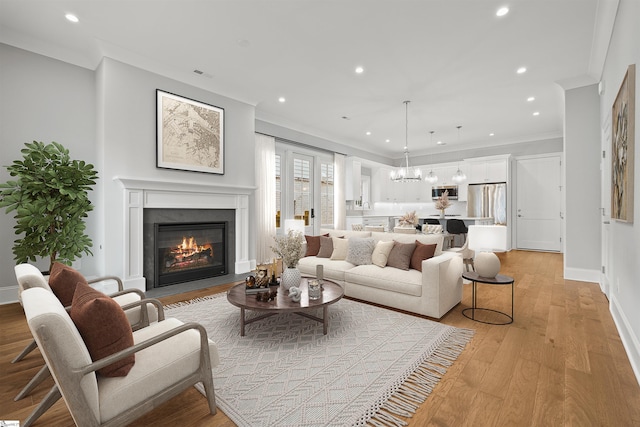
[466,182,507,225]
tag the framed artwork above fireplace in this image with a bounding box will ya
[156,89,225,174]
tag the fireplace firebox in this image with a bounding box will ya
[154,222,227,287]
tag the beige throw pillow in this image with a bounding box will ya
[371,240,394,267]
[330,237,349,260]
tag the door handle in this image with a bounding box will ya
[311,208,315,218]
[603,221,610,224]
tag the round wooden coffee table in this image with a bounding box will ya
[227,278,344,336]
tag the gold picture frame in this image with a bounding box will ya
[156,89,224,174]
[611,64,635,223]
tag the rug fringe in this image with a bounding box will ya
[365,327,474,427]
[163,294,224,309]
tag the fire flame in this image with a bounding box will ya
[173,236,206,259]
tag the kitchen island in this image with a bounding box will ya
[420,216,495,226]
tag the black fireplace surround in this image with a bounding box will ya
[143,208,235,290]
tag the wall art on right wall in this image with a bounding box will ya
[612,64,635,223]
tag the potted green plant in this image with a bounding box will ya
[0,141,98,271]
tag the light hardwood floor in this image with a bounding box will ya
[2,250,640,426]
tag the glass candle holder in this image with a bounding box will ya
[308,279,321,300]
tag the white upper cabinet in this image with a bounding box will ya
[465,156,509,184]
[370,156,509,204]
[345,158,362,200]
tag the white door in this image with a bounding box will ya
[515,155,562,251]
[600,115,612,296]
[292,153,314,234]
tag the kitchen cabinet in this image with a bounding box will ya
[373,167,394,202]
[345,158,362,200]
[432,165,458,186]
[465,156,509,184]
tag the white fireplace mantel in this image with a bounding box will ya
[114,176,255,291]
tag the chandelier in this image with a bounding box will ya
[424,130,438,183]
[451,125,467,183]
[390,101,422,182]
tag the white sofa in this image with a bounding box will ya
[298,229,463,319]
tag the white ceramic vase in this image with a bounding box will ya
[280,267,301,291]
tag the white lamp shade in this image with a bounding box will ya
[468,225,507,252]
[468,225,507,278]
[284,219,305,235]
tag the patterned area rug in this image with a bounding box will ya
[165,294,473,427]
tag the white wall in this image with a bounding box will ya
[599,0,640,382]
[0,45,257,303]
[96,58,256,281]
[0,44,97,302]
[564,84,602,280]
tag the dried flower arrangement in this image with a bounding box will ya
[271,229,305,268]
[435,190,452,211]
[398,210,418,226]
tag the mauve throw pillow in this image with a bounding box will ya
[305,233,329,257]
[410,241,437,272]
[316,236,334,258]
[48,262,89,306]
[386,241,416,270]
[70,281,135,377]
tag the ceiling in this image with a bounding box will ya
[0,0,610,160]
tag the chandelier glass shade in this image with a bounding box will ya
[390,101,422,182]
[451,167,467,183]
[451,125,466,183]
[424,130,438,183]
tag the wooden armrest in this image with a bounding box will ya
[119,298,166,328]
[107,288,145,299]
[88,275,124,291]
[76,322,210,376]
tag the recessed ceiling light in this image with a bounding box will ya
[527,96,535,102]
[533,111,540,116]
[65,13,79,23]
[517,67,527,74]
[489,133,495,136]
[496,7,509,17]
[355,66,364,74]
[437,140,445,145]
[366,131,371,136]
[278,97,286,103]
[385,139,391,143]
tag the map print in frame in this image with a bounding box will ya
[157,90,224,174]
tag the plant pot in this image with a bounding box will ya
[280,267,301,291]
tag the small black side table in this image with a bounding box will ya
[462,271,514,325]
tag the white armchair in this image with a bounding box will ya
[13,263,162,427]
[21,287,218,426]
[446,236,475,272]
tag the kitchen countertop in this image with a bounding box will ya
[346,214,494,221]
[421,216,494,221]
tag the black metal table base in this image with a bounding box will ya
[462,272,514,325]
[462,307,513,325]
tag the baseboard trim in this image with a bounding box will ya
[564,267,600,283]
[610,294,640,387]
[0,285,19,305]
